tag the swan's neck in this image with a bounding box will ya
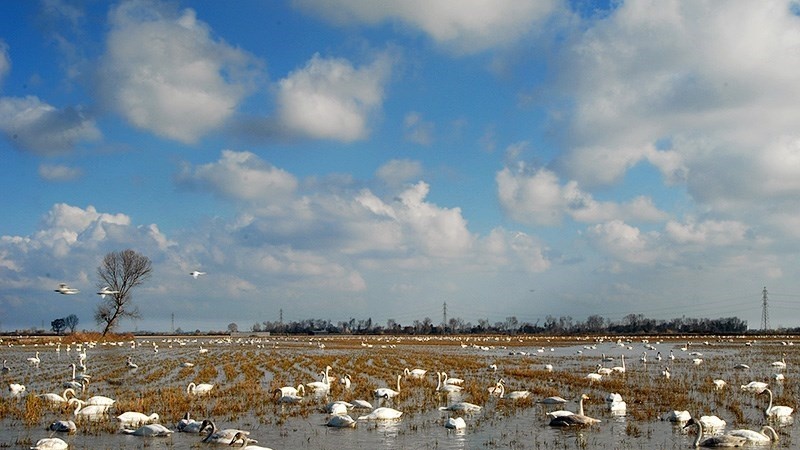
[396,375,401,391]
[578,397,585,416]
[765,389,774,414]
[693,422,704,447]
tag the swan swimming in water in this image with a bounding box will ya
[740,381,767,393]
[229,431,273,449]
[374,374,401,398]
[121,423,173,437]
[326,414,356,428]
[306,366,332,392]
[199,420,256,445]
[438,402,482,413]
[276,384,304,397]
[68,398,109,420]
[440,372,464,385]
[683,418,747,447]
[728,425,779,443]
[357,407,403,420]
[187,382,214,395]
[761,388,793,418]
[177,412,204,432]
[116,411,160,426]
[436,372,462,393]
[548,395,601,427]
[29,437,68,450]
[37,388,76,404]
[404,368,427,379]
[445,417,466,430]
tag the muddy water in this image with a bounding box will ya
[0,335,797,449]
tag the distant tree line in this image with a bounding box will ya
[243,313,748,336]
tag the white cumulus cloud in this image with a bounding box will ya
[0,96,100,155]
[293,0,560,54]
[276,53,392,142]
[99,1,259,143]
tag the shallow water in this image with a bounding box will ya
[0,335,797,449]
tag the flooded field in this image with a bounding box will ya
[1,334,797,449]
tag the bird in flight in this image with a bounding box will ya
[97,286,120,299]
[190,271,206,279]
[54,283,79,295]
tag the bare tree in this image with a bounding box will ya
[95,249,152,336]
[64,314,79,333]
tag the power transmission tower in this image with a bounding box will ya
[761,286,769,331]
[442,301,447,331]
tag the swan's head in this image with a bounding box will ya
[199,419,214,434]
[228,431,248,446]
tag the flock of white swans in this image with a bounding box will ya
[1,335,798,449]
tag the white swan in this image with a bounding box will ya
[68,398,108,420]
[445,417,466,430]
[326,414,356,428]
[29,438,68,450]
[306,366,332,392]
[740,381,768,393]
[121,423,173,437]
[27,352,41,368]
[117,411,159,426]
[611,355,626,373]
[374,374,401,398]
[438,402,482,413]
[340,374,351,389]
[84,394,115,407]
[548,395,600,426]
[683,418,746,447]
[186,382,214,395]
[357,407,403,420]
[495,383,530,400]
[48,420,76,433]
[97,286,120,299]
[37,388,76,404]
[404,368,427,379]
[712,379,726,390]
[276,384,304,397]
[8,383,26,397]
[761,388,793,418]
[274,390,303,403]
[229,431,273,449]
[325,400,353,415]
[728,425,779,443]
[190,271,206,279]
[200,420,256,445]
[177,412,204,432]
[441,372,464,385]
[1,359,9,374]
[547,394,591,419]
[351,399,373,409]
[436,372,462,393]
[699,415,726,433]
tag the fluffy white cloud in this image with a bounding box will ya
[496,165,668,226]
[38,164,83,182]
[586,220,660,265]
[665,219,749,246]
[558,0,800,214]
[277,53,392,142]
[99,1,259,143]
[293,0,560,54]
[0,96,100,155]
[176,150,298,203]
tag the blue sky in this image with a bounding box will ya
[2,0,800,332]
